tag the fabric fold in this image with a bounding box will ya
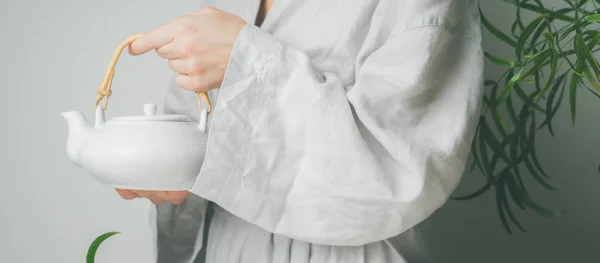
[190,13,483,246]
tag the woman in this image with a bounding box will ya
[116,0,484,262]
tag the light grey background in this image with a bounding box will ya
[0,1,598,263]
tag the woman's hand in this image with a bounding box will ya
[115,8,246,205]
[116,189,191,205]
[128,7,247,92]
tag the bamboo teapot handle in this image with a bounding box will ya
[94,34,212,114]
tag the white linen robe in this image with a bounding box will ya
[154,0,484,262]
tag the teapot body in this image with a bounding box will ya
[79,121,208,190]
[62,34,213,191]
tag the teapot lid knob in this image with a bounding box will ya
[143,104,158,116]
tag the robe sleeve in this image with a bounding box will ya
[189,3,484,246]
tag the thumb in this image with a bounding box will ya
[116,189,138,200]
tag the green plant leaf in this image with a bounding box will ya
[568,64,585,77]
[507,152,562,218]
[538,72,568,137]
[485,52,519,67]
[501,49,553,101]
[478,119,497,184]
[506,95,527,139]
[507,132,525,193]
[587,33,600,49]
[534,0,546,7]
[535,52,558,100]
[511,163,532,207]
[451,182,493,200]
[534,68,543,92]
[470,123,490,183]
[517,14,548,60]
[530,20,550,52]
[86,232,120,263]
[470,0,596,234]
[521,112,553,181]
[518,3,578,22]
[480,7,517,47]
[468,157,478,172]
[556,49,577,58]
[569,73,580,127]
[583,66,600,92]
[523,47,552,62]
[495,176,512,234]
[576,33,600,82]
[488,81,508,138]
[560,25,576,42]
[503,174,527,232]
[542,73,568,136]
[511,5,525,38]
[490,150,503,171]
[588,86,600,98]
[481,119,511,162]
[525,49,554,71]
[503,193,526,232]
[524,197,565,218]
[558,19,592,43]
[576,0,589,8]
[524,156,557,190]
[569,33,586,127]
[521,78,536,84]
[544,32,555,48]
[585,14,600,22]
[506,172,526,210]
[511,21,521,39]
[501,67,526,101]
[515,85,545,112]
[583,29,599,41]
[564,0,581,13]
[528,114,552,179]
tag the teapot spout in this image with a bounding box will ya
[61,111,93,167]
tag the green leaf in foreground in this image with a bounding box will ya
[480,7,517,47]
[500,49,552,101]
[516,14,548,60]
[501,67,526,101]
[569,73,580,127]
[585,14,600,22]
[534,52,558,100]
[485,52,519,67]
[542,73,568,136]
[496,176,512,234]
[86,231,120,263]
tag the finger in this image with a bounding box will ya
[175,73,202,91]
[132,190,150,200]
[152,191,170,201]
[116,189,138,200]
[167,191,190,204]
[175,69,224,92]
[129,24,176,56]
[193,6,220,15]
[146,192,165,205]
[136,191,164,205]
[170,198,185,205]
[167,59,193,74]
[155,42,183,59]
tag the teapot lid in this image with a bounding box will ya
[111,104,192,122]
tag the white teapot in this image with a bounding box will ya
[61,35,212,190]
